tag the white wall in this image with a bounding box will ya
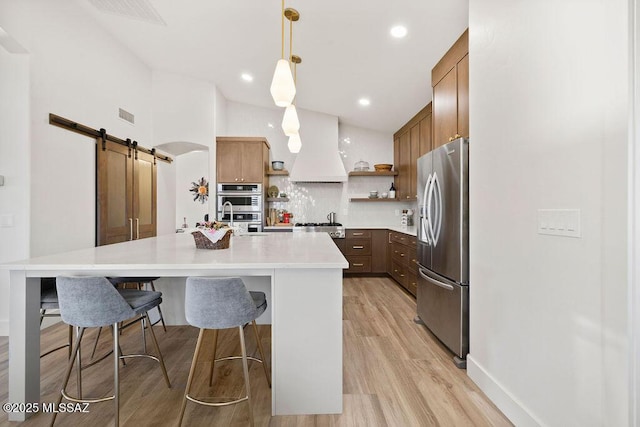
[152,71,219,228]
[0,1,175,333]
[468,1,629,425]
[225,101,410,226]
[0,48,30,335]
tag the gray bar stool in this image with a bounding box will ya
[90,277,166,360]
[178,277,271,427]
[40,278,72,359]
[50,276,171,427]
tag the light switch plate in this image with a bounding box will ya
[537,209,581,238]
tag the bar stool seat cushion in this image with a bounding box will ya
[185,277,267,330]
[251,292,267,313]
[118,289,163,315]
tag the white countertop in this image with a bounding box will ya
[4,232,348,271]
[342,224,417,236]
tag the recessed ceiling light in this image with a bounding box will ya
[390,25,408,38]
[358,98,371,107]
[241,73,253,82]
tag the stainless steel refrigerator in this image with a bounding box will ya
[415,137,469,367]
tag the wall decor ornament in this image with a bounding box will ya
[189,177,209,203]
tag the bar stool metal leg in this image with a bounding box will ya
[178,329,205,426]
[251,320,271,388]
[208,329,219,387]
[238,325,254,427]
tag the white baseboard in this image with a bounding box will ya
[0,319,8,336]
[466,354,543,427]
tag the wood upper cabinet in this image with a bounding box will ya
[432,29,469,149]
[216,137,270,184]
[393,103,432,200]
[97,140,157,246]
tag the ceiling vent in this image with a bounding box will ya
[87,0,167,25]
[118,108,135,125]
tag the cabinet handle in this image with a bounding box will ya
[400,253,405,257]
[352,232,364,236]
[353,263,364,267]
[136,218,140,240]
[129,218,133,241]
[394,250,399,254]
[400,237,405,241]
[352,245,364,249]
[388,233,392,244]
[235,178,239,182]
[241,178,245,182]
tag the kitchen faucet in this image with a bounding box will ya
[221,201,234,227]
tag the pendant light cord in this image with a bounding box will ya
[280,0,285,59]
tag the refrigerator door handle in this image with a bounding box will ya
[432,172,442,246]
[420,174,434,244]
[426,173,437,244]
[419,268,454,291]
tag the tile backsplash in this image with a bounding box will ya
[268,176,415,227]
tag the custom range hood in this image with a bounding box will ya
[289,114,347,182]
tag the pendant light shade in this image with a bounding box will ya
[281,104,300,136]
[288,133,302,153]
[270,59,296,107]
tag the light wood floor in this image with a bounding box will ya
[0,276,511,426]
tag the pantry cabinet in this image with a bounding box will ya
[97,140,157,246]
[432,29,469,148]
[393,103,432,200]
[216,137,270,184]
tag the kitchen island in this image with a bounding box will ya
[4,232,348,421]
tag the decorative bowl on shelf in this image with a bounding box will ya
[272,161,284,171]
[374,163,393,172]
[369,190,379,198]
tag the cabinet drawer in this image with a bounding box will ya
[391,259,407,287]
[391,242,409,265]
[346,238,372,256]
[347,229,372,239]
[346,256,371,273]
[390,231,412,245]
[408,247,418,273]
[406,270,418,297]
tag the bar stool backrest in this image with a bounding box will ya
[185,277,259,329]
[56,276,136,328]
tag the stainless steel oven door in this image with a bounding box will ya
[217,194,262,212]
[217,212,262,223]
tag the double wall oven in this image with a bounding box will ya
[216,183,263,232]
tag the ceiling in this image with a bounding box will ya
[75,0,468,133]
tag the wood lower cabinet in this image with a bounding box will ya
[387,230,418,296]
[97,140,157,246]
[336,229,388,274]
[432,29,469,148]
[216,137,270,184]
[335,228,416,296]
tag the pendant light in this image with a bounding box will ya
[288,132,302,153]
[270,1,297,107]
[282,55,301,136]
